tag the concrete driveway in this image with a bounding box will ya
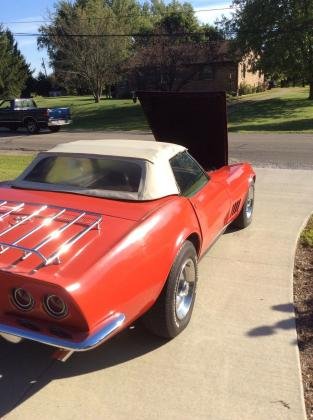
[1,167,313,420]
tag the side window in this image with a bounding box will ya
[0,101,10,110]
[14,100,22,110]
[170,151,208,197]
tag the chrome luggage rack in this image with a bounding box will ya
[0,200,102,269]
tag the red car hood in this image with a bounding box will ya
[0,186,175,286]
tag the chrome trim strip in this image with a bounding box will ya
[0,199,100,218]
[0,201,8,208]
[44,217,101,266]
[0,203,25,220]
[0,241,47,262]
[0,312,125,351]
[22,211,87,261]
[0,208,67,255]
[48,120,72,126]
[0,204,47,238]
[0,200,102,268]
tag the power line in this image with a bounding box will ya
[12,32,217,37]
[10,24,312,38]
[1,7,233,24]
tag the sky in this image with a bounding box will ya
[1,0,232,75]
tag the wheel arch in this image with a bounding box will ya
[23,116,37,125]
[185,232,201,257]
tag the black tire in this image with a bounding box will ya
[142,240,198,338]
[25,119,39,134]
[49,126,61,133]
[233,181,255,229]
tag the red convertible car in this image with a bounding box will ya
[0,92,255,361]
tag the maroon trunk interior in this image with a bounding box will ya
[137,91,228,170]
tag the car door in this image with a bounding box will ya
[170,151,231,252]
[0,100,14,127]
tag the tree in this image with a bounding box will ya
[221,0,313,99]
[127,1,224,91]
[0,26,30,98]
[38,0,143,102]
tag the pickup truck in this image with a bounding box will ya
[0,98,71,134]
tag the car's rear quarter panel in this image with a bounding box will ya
[72,196,201,330]
[209,163,255,225]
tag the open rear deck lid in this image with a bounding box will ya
[137,91,228,170]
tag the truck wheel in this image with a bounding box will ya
[233,181,255,229]
[142,241,198,338]
[49,126,60,133]
[25,119,39,134]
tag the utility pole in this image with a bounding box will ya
[41,58,48,78]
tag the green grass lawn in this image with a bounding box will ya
[36,96,148,131]
[228,87,313,132]
[301,215,313,248]
[0,155,33,181]
[35,87,313,133]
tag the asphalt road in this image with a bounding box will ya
[0,129,313,169]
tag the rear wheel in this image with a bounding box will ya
[49,126,61,133]
[142,241,198,338]
[233,181,255,229]
[25,119,39,134]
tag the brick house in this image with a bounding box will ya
[127,40,265,96]
[182,41,265,94]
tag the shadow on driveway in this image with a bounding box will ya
[246,302,296,338]
[0,323,166,417]
[0,128,56,138]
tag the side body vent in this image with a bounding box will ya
[231,200,241,217]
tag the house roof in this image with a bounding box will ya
[193,40,242,64]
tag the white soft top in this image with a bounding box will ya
[49,139,185,164]
[16,139,187,201]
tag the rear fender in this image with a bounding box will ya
[72,197,202,329]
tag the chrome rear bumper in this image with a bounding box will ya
[0,312,125,351]
[48,119,72,126]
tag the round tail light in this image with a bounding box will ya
[44,295,68,318]
[12,288,35,311]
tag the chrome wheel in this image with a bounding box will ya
[232,180,255,229]
[245,184,254,219]
[142,240,198,338]
[175,257,196,320]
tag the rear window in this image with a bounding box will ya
[23,156,142,193]
[14,99,36,109]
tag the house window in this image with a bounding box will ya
[242,63,246,79]
[201,64,214,80]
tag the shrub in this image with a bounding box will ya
[238,82,253,95]
[239,81,266,96]
[300,216,313,247]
